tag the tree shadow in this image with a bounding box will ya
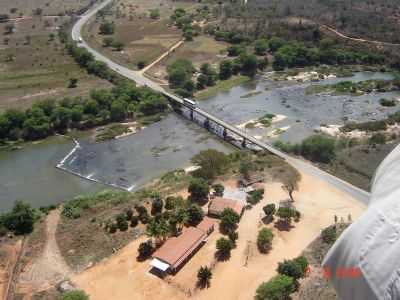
[214,250,231,262]
[261,215,274,225]
[274,220,294,232]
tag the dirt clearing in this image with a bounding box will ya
[72,171,365,300]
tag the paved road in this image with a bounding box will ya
[71,0,371,204]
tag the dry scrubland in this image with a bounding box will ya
[0,0,96,17]
[147,35,229,82]
[83,0,198,69]
[0,3,111,111]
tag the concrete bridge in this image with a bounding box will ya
[71,0,371,204]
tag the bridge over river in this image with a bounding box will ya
[70,0,370,204]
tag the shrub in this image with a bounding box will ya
[277,259,303,280]
[137,240,154,261]
[369,133,386,145]
[130,216,139,227]
[257,228,274,253]
[321,226,337,244]
[60,290,89,300]
[118,220,129,231]
[379,98,396,107]
[109,223,118,234]
[255,275,295,300]
[126,208,133,221]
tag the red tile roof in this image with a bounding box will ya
[153,227,206,270]
[196,216,216,233]
[208,197,245,216]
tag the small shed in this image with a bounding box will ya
[238,174,264,187]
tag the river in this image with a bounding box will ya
[0,71,397,212]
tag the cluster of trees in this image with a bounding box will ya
[167,53,265,97]
[274,134,336,164]
[66,42,118,82]
[215,207,240,260]
[272,39,385,71]
[0,201,37,236]
[0,82,168,142]
[170,8,199,41]
[191,149,231,180]
[255,255,309,300]
[136,194,205,260]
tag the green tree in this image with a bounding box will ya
[151,197,163,215]
[321,226,337,244]
[212,183,224,197]
[254,39,268,55]
[185,204,204,226]
[263,204,276,219]
[191,149,230,180]
[188,178,210,202]
[255,275,295,300]
[216,237,233,259]
[137,240,154,261]
[137,95,168,115]
[197,266,212,288]
[219,208,240,234]
[51,107,71,131]
[4,201,36,235]
[110,100,126,121]
[240,54,258,77]
[268,37,286,52]
[219,60,233,80]
[301,134,335,163]
[276,207,296,227]
[277,256,308,280]
[60,290,89,300]
[257,228,274,253]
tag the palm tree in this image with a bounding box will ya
[197,266,212,288]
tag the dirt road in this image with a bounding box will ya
[19,209,72,291]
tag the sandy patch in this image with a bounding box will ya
[72,171,365,300]
[318,124,367,139]
[237,114,287,130]
[286,71,336,82]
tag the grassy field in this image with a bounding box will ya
[0,15,111,111]
[82,0,199,70]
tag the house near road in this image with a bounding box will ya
[208,197,245,217]
[150,217,215,274]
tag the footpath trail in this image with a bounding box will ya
[321,24,400,47]
[19,209,72,291]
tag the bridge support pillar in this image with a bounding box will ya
[190,109,194,120]
[204,118,210,130]
[223,128,227,139]
[242,138,246,148]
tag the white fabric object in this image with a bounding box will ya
[323,144,400,300]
